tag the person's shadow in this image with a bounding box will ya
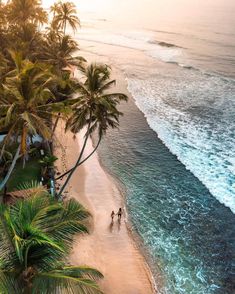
[109,220,114,233]
[117,218,121,231]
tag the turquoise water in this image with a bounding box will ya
[95,97,235,293]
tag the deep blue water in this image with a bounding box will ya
[95,97,235,293]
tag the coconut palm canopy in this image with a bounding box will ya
[52,1,80,34]
[67,63,128,137]
[36,34,85,74]
[6,0,48,26]
[0,52,66,155]
[57,63,128,197]
[0,187,103,293]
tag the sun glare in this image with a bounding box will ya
[42,0,110,14]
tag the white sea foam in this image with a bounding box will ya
[77,24,235,213]
[126,71,235,214]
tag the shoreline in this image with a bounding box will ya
[54,121,156,293]
[91,136,161,292]
[93,138,163,292]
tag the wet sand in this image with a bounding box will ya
[54,121,154,294]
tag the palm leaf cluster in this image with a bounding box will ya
[68,63,128,137]
[0,189,103,293]
[52,1,80,34]
[58,63,128,196]
[36,34,85,75]
[0,0,81,68]
[0,53,65,155]
[6,0,47,26]
[0,0,47,55]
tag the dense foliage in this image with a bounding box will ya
[0,0,127,191]
[0,1,128,292]
[0,188,103,293]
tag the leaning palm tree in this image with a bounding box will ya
[0,187,103,293]
[57,63,128,197]
[0,52,67,190]
[52,1,80,35]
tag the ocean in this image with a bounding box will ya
[73,0,235,292]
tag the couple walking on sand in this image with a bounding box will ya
[111,208,122,221]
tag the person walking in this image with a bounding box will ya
[117,208,122,220]
[111,210,115,222]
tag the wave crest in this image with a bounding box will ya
[126,72,235,214]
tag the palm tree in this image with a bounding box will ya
[0,52,67,190]
[57,63,128,197]
[34,33,85,134]
[50,2,60,18]
[0,3,10,57]
[7,23,44,60]
[0,187,103,293]
[50,70,80,138]
[52,1,80,35]
[4,0,47,58]
[36,33,85,75]
[6,0,47,27]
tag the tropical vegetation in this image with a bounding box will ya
[58,63,128,197]
[0,0,128,292]
[52,1,80,34]
[0,187,103,293]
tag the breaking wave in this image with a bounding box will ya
[126,71,235,213]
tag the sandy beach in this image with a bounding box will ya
[54,118,155,294]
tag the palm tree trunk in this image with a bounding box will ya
[21,125,28,169]
[0,125,17,161]
[57,119,92,198]
[57,133,89,198]
[0,145,20,191]
[64,21,66,35]
[45,140,52,155]
[0,144,6,162]
[51,113,61,138]
[55,134,102,181]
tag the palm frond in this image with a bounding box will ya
[34,266,103,294]
[0,272,20,294]
[67,63,128,137]
[0,189,102,292]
